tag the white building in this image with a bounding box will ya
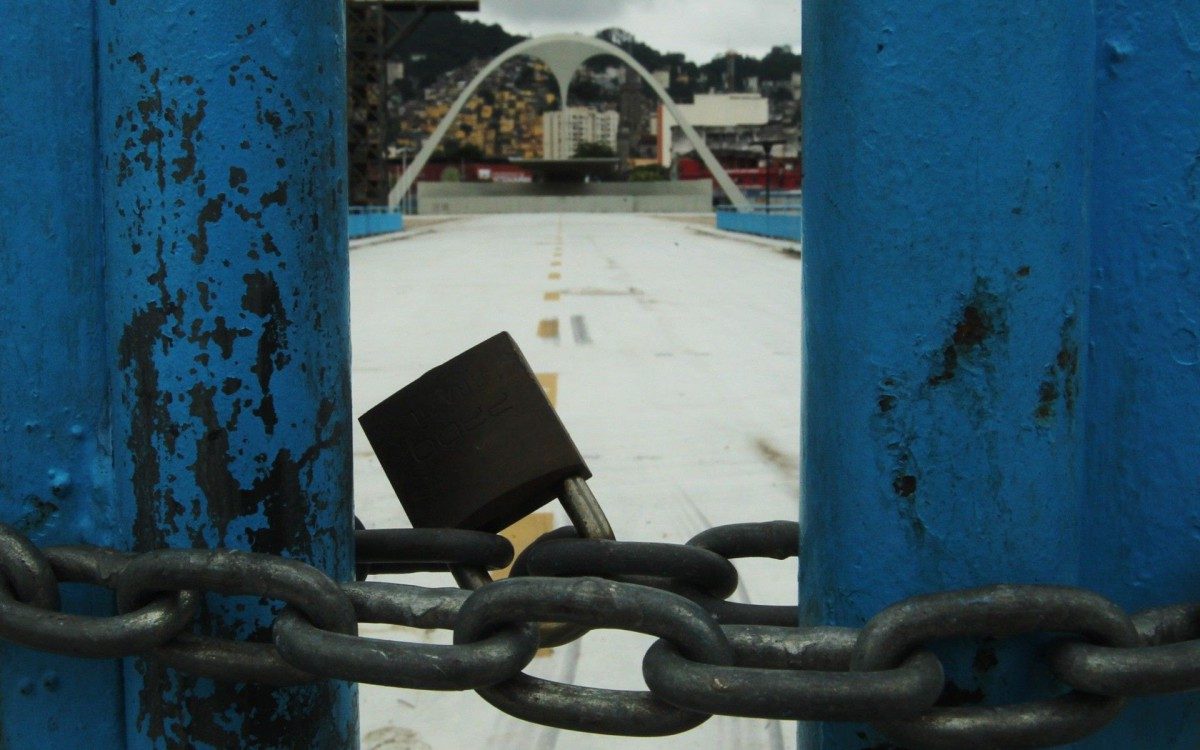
[654,93,771,166]
[543,107,620,159]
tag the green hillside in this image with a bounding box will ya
[387,12,801,103]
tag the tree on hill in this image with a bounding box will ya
[595,28,671,72]
[385,11,524,98]
[629,164,669,181]
[760,45,802,81]
[573,141,616,159]
[592,29,698,102]
[433,140,485,162]
[698,46,801,93]
[386,17,799,106]
[568,78,614,106]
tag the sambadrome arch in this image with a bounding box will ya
[389,33,752,211]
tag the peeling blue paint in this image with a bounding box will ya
[97,2,355,747]
[800,3,1094,747]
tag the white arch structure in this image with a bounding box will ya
[389,33,751,211]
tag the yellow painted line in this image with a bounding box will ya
[548,272,561,280]
[544,291,561,301]
[551,260,562,267]
[494,512,555,580]
[536,372,558,406]
[494,510,557,657]
[537,318,559,339]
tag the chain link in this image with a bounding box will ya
[1049,603,1200,696]
[454,576,732,736]
[116,548,356,686]
[354,525,514,578]
[519,537,741,599]
[851,585,1139,749]
[274,581,539,690]
[0,520,1196,748]
[642,624,945,722]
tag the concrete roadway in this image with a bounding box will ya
[351,213,801,750]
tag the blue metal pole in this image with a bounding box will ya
[1080,3,1200,746]
[0,2,126,746]
[800,3,1094,747]
[97,3,356,747]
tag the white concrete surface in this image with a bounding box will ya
[351,213,801,750]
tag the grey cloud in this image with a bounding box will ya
[481,0,649,24]
[476,0,800,63]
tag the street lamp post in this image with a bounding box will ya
[400,147,410,213]
[756,138,785,214]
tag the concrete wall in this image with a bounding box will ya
[417,180,712,214]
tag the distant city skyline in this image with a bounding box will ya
[476,0,801,65]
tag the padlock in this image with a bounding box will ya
[360,332,613,647]
[359,332,600,533]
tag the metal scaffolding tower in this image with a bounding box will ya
[346,1,480,206]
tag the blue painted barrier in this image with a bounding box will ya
[98,1,356,747]
[0,2,126,746]
[801,2,1093,747]
[716,206,802,242]
[1080,2,1200,746]
[3,3,358,744]
[349,206,404,238]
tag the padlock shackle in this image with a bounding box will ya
[560,477,615,542]
[451,476,613,648]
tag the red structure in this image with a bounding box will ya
[391,161,534,185]
[677,156,803,192]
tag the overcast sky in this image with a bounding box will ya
[474,0,801,64]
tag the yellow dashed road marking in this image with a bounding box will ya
[520,371,561,657]
[536,372,558,405]
[495,510,557,657]
[551,260,562,267]
[537,318,559,339]
[495,512,555,580]
[548,272,561,280]
[544,291,561,301]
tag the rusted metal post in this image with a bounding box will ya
[800,2,1094,746]
[0,1,126,746]
[1081,3,1200,746]
[98,2,356,746]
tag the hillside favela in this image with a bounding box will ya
[368,16,802,214]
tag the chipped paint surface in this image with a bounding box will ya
[0,1,126,745]
[99,2,354,747]
[800,4,1093,747]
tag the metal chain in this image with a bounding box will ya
[0,521,1197,748]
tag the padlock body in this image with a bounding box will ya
[359,333,590,532]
